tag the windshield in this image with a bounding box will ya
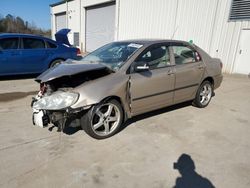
[80,42,143,71]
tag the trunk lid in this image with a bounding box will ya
[55,28,71,46]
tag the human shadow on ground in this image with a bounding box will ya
[173,153,215,188]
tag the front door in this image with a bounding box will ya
[234,29,250,75]
[129,44,175,115]
[171,45,205,103]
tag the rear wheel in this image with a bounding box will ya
[193,81,213,108]
[81,99,123,139]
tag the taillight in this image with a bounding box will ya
[40,83,47,95]
[220,62,223,69]
[76,48,81,56]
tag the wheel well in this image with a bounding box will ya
[203,77,214,86]
[102,96,123,108]
[49,58,65,68]
[101,96,126,121]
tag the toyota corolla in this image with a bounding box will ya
[31,40,223,139]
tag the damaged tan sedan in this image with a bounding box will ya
[31,40,223,139]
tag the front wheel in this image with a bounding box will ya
[193,81,213,108]
[81,99,123,139]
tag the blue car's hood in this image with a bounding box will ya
[55,28,71,46]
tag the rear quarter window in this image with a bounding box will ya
[46,41,57,48]
[0,38,19,50]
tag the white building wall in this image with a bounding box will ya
[117,0,250,73]
[50,0,81,46]
[67,0,81,45]
[208,0,250,73]
[50,0,250,73]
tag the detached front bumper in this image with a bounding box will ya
[32,109,49,128]
[31,96,66,130]
[31,96,89,131]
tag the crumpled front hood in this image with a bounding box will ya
[36,63,108,83]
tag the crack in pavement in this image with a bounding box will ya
[0,150,62,187]
[0,135,58,151]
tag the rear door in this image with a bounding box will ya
[20,37,47,73]
[129,44,175,115]
[0,37,21,75]
[171,44,205,103]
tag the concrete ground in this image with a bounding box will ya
[0,74,249,188]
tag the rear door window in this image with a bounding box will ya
[0,38,19,50]
[23,38,45,49]
[172,46,198,65]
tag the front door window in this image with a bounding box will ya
[135,45,171,70]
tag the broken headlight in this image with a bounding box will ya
[33,92,79,110]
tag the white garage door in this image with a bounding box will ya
[55,12,66,32]
[86,2,115,52]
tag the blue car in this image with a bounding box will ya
[0,29,81,76]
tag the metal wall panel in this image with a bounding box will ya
[117,0,250,73]
[118,0,178,40]
[51,0,250,73]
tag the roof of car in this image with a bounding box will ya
[0,33,57,44]
[0,33,50,39]
[115,39,190,45]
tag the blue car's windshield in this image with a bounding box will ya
[80,42,143,71]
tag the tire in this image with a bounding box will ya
[193,80,213,108]
[81,99,124,139]
[50,59,63,68]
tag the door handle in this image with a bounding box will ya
[198,65,204,69]
[167,69,174,75]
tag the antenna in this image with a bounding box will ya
[171,26,179,39]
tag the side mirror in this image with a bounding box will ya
[134,62,149,72]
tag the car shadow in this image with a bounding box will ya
[63,126,82,135]
[0,74,39,81]
[52,101,192,136]
[119,101,192,133]
[173,153,215,188]
[48,123,82,135]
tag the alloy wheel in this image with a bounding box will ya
[91,103,121,136]
[199,83,212,106]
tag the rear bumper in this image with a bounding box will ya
[214,74,223,90]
